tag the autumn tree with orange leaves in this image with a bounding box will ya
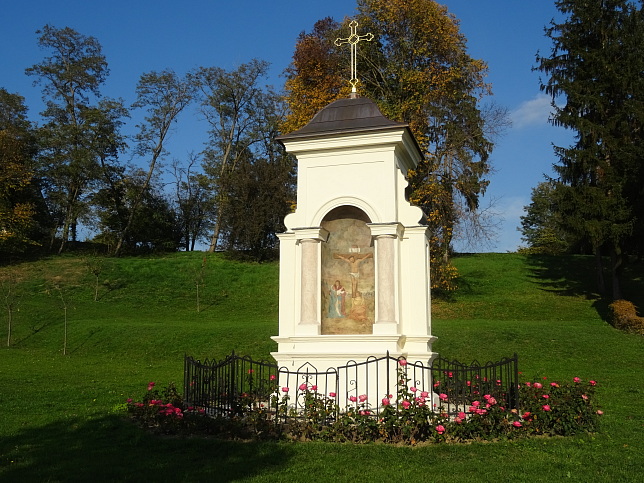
[283,0,507,291]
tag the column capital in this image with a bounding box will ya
[367,222,404,239]
[293,226,329,242]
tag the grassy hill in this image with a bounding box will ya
[0,252,642,481]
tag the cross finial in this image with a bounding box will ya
[334,20,374,94]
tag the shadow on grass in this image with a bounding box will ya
[524,255,601,298]
[1,415,291,481]
[524,254,644,319]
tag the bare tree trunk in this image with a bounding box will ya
[207,203,225,252]
[58,214,71,254]
[594,245,606,297]
[610,245,623,301]
[6,307,11,347]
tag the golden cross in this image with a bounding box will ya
[334,20,374,93]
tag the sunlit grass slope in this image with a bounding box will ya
[0,252,641,482]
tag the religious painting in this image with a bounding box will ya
[321,206,375,335]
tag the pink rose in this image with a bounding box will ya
[472,400,480,407]
[512,421,522,428]
[398,359,407,366]
[589,380,597,386]
[597,410,603,415]
[487,397,497,406]
[401,400,411,409]
[147,382,156,391]
[458,411,466,420]
[299,383,307,391]
[270,374,276,381]
[410,387,418,393]
[542,404,551,411]
[542,394,549,399]
[435,424,446,434]
[311,385,318,391]
[533,382,543,389]
[439,393,448,401]
[329,392,336,398]
[281,387,289,393]
[381,397,391,406]
[359,394,368,402]
[522,411,531,419]
[573,377,581,383]
[421,391,429,398]
[349,395,357,402]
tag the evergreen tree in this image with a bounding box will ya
[519,181,575,255]
[535,0,644,299]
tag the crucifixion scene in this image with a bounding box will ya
[319,208,375,335]
[333,251,373,297]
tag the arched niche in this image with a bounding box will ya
[320,206,375,335]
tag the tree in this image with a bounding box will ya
[192,60,292,254]
[26,25,113,253]
[93,169,179,252]
[282,17,351,135]
[0,88,47,254]
[113,69,194,256]
[519,181,573,255]
[535,0,644,299]
[283,1,503,290]
[217,95,294,258]
[171,153,214,251]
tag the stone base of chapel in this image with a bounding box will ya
[271,334,437,371]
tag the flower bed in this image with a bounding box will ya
[126,365,602,444]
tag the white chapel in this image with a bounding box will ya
[271,94,437,371]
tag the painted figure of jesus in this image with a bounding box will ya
[333,252,373,297]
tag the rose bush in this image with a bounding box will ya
[126,373,602,444]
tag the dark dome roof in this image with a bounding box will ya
[277,96,408,141]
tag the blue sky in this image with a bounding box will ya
[1,1,573,252]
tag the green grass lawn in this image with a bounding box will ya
[1,252,642,482]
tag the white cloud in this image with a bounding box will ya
[500,196,528,219]
[511,94,554,129]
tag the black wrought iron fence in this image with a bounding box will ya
[184,351,519,421]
